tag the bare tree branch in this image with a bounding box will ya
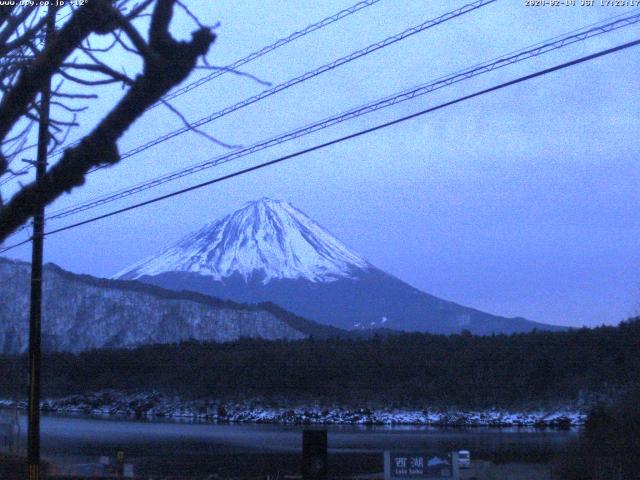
[160,98,241,149]
[0,0,215,242]
[0,0,119,173]
[61,62,135,85]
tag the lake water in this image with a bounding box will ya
[9,413,579,477]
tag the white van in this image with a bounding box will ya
[458,450,471,469]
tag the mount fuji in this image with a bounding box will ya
[116,198,370,284]
[116,198,562,335]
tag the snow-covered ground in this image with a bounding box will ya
[0,391,586,427]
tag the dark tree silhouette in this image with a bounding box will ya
[1,318,638,408]
[0,0,216,242]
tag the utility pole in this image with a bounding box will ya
[27,6,55,480]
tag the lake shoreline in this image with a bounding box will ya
[1,412,579,478]
[0,391,586,428]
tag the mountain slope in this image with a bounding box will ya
[0,257,341,354]
[117,199,563,334]
[137,269,559,335]
[116,198,370,283]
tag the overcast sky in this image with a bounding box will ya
[3,0,640,328]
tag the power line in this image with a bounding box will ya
[40,10,640,224]
[44,0,385,160]
[2,36,638,254]
[5,7,636,239]
[1,236,34,253]
[151,0,385,108]
[16,0,516,216]
[0,0,492,186]
[5,6,638,241]
[89,0,497,171]
[3,0,384,181]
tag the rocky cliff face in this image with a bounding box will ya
[0,257,308,353]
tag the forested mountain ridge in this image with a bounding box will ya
[0,257,341,353]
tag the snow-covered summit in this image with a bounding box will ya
[115,198,370,283]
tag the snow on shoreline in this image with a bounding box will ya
[0,391,586,428]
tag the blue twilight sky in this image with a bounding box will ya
[2,0,640,327]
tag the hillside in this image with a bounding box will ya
[0,257,340,353]
[117,198,563,334]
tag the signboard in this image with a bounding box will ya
[384,451,459,480]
